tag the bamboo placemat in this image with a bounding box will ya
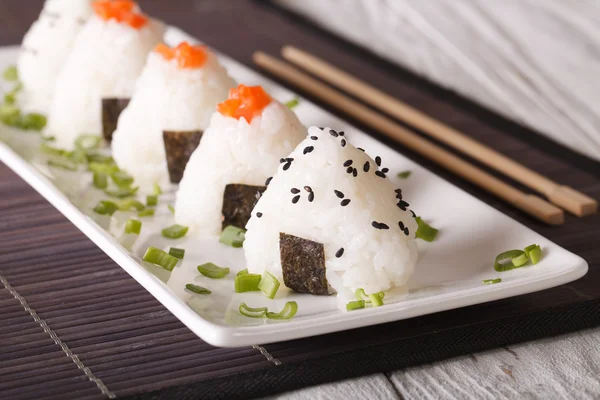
[1,1,600,399]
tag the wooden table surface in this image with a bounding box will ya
[1,1,599,399]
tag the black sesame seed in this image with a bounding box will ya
[404,227,410,236]
[340,199,351,206]
[318,126,324,130]
[291,188,300,194]
[375,156,381,166]
[310,136,318,140]
[398,221,405,230]
[410,210,416,218]
[257,212,263,218]
[329,129,339,137]
[335,248,344,258]
[371,221,379,229]
[397,200,409,211]
[303,147,310,155]
[380,223,389,230]
[375,171,386,178]
[338,131,345,136]
[395,188,402,193]
[283,162,291,171]
[352,168,358,177]
[304,186,312,192]
[371,221,390,230]
[265,177,273,186]
[363,162,370,172]
[308,192,314,202]
[280,158,285,163]
[334,190,344,198]
[292,195,300,204]
[340,139,346,147]
[381,167,389,173]
[286,158,294,162]
[357,147,365,152]
[346,166,353,174]
[343,159,353,167]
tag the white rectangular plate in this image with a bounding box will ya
[0,28,588,347]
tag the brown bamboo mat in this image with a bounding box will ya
[1,1,600,399]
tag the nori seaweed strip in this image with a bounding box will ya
[101,98,130,143]
[162,130,203,183]
[279,233,329,296]
[221,184,267,230]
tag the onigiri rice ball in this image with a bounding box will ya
[44,0,165,149]
[175,84,306,235]
[243,126,419,297]
[111,41,235,189]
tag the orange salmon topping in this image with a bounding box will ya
[154,42,208,69]
[93,0,148,29]
[217,85,272,123]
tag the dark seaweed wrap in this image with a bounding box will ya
[221,184,266,230]
[279,232,329,295]
[101,98,130,143]
[162,130,203,183]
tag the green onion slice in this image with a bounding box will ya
[525,244,542,265]
[415,217,438,242]
[355,288,385,303]
[258,272,280,299]
[284,97,300,109]
[47,159,77,171]
[235,272,262,293]
[85,150,113,164]
[237,269,249,276]
[3,92,15,105]
[41,142,68,157]
[138,209,155,217]
[369,293,384,307]
[266,301,298,320]
[185,284,211,295]
[67,148,87,165]
[124,218,142,235]
[161,224,188,239]
[93,172,108,189]
[110,170,134,188]
[104,186,139,198]
[88,162,119,175]
[397,170,412,179]
[93,200,119,216]
[153,183,162,195]
[142,246,179,271]
[20,113,47,131]
[219,225,246,248]
[483,278,502,285]
[512,252,529,268]
[146,195,158,207]
[239,303,268,318]
[494,249,526,272]
[117,199,145,212]
[168,204,175,215]
[197,262,230,279]
[346,300,365,311]
[74,134,101,150]
[169,247,185,260]
[3,66,18,81]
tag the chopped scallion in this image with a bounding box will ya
[3,66,18,81]
[197,262,230,279]
[138,208,155,217]
[511,252,529,268]
[93,172,108,189]
[169,247,185,259]
[369,293,384,307]
[266,301,298,320]
[74,134,101,150]
[47,159,77,171]
[185,284,211,295]
[19,113,47,131]
[239,303,268,318]
[153,183,162,195]
[124,218,142,235]
[3,92,15,105]
[219,225,246,248]
[88,162,119,175]
[110,170,134,188]
[117,199,145,212]
[146,195,158,207]
[85,150,113,164]
[104,186,138,198]
[235,272,262,293]
[494,249,526,272]
[525,244,542,265]
[93,200,119,216]
[67,148,87,165]
[415,217,438,242]
[483,278,502,285]
[258,272,280,299]
[355,288,385,303]
[142,246,179,271]
[41,142,68,157]
[285,97,300,109]
[397,170,412,179]
[161,224,188,239]
[346,300,365,311]
[168,204,175,214]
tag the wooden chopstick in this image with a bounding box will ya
[281,46,597,218]
[253,51,564,225]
